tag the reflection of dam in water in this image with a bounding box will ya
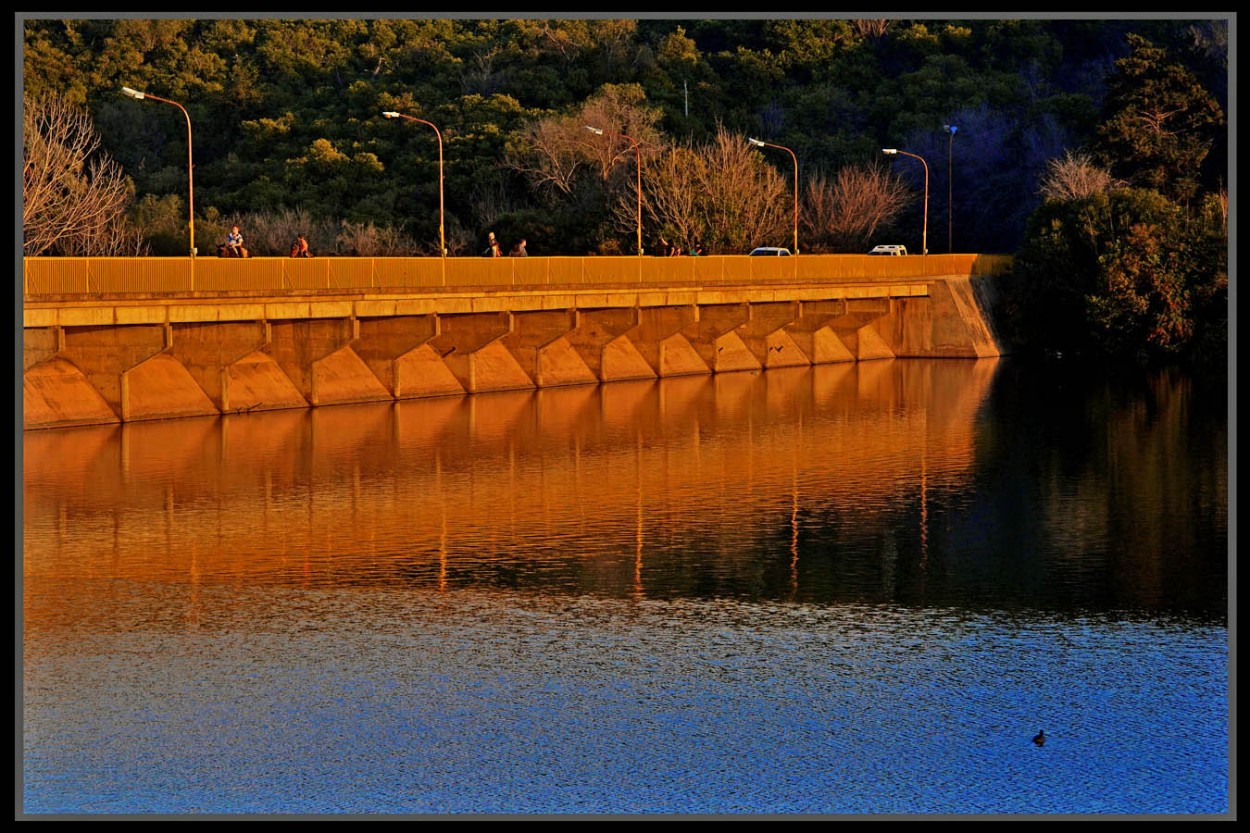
[23,359,999,598]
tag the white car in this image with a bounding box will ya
[868,244,908,256]
[749,247,791,256]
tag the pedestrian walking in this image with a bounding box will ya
[484,231,502,257]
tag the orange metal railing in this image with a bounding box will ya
[23,254,1011,297]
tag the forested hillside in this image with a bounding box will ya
[22,16,1229,363]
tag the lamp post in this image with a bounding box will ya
[882,148,929,255]
[122,86,195,257]
[383,111,446,257]
[943,125,957,253]
[748,137,799,255]
[586,125,643,256]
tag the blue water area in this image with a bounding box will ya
[22,359,1229,816]
[22,588,1228,816]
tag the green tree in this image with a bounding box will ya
[129,193,190,256]
[1096,33,1225,202]
[1009,187,1226,361]
[281,138,387,222]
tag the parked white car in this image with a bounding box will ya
[868,244,908,256]
[749,247,791,256]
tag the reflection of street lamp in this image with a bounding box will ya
[748,137,799,255]
[882,148,929,255]
[122,86,195,256]
[586,125,643,256]
[943,125,957,253]
[383,111,446,257]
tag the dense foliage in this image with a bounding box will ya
[1007,31,1227,366]
[1007,188,1227,362]
[21,16,1229,362]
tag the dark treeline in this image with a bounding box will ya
[22,17,1229,364]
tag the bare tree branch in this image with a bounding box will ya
[643,126,788,253]
[505,84,664,194]
[23,93,145,256]
[508,115,590,195]
[639,144,705,248]
[804,163,912,252]
[1038,149,1120,202]
[696,127,788,251]
[852,19,894,39]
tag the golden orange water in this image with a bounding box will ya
[23,360,996,607]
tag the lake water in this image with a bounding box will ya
[21,358,1230,817]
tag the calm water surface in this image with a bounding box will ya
[22,358,1229,816]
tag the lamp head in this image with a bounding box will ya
[748,137,765,147]
[944,124,958,135]
[121,87,145,100]
[882,148,898,155]
[585,125,604,135]
[382,111,401,119]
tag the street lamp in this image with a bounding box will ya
[383,110,446,257]
[882,148,929,256]
[748,137,799,255]
[943,125,957,253]
[122,86,195,257]
[586,125,643,256]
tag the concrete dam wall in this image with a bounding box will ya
[22,254,1011,430]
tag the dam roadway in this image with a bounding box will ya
[22,253,1011,430]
